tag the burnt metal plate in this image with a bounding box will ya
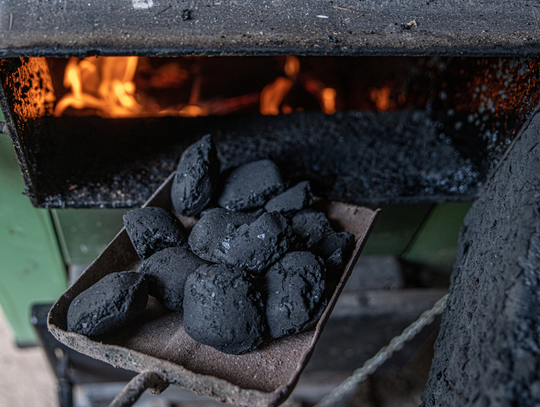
[48,173,378,407]
[0,0,539,57]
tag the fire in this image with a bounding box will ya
[321,88,336,115]
[260,56,336,115]
[54,57,142,118]
[260,77,294,116]
[369,86,393,111]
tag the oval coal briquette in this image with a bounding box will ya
[265,251,327,339]
[292,209,334,250]
[171,134,220,217]
[188,208,255,262]
[123,207,189,259]
[264,180,313,217]
[137,247,209,311]
[218,159,284,211]
[212,211,291,274]
[67,271,148,337]
[183,264,266,355]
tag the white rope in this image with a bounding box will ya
[314,293,449,407]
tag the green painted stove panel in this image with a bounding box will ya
[0,132,67,344]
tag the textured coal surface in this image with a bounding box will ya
[171,134,220,216]
[292,209,334,250]
[265,251,327,339]
[24,112,484,208]
[188,208,255,262]
[183,264,266,355]
[212,212,291,274]
[67,271,148,337]
[312,231,355,261]
[137,247,208,311]
[123,207,189,259]
[422,112,540,406]
[218,159,284,211]
[264,180,313,217]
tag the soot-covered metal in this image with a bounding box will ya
[1,0,540,57]
[1,56,540,208]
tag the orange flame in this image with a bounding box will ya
[320,88,336,114]
[284,56,300,79]
[54,57,142,118]
[369,86,393,111]
[260,77,294,115]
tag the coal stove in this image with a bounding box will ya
[2,1,540,406]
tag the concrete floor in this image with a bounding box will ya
[0,308,57,407]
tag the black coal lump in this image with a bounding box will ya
[264,181,313,217]
[265,251,327,339]
[123,207,189,259]
[218,159,284,211]
[292,209,334,249]
[137,247,209,311]
[312,231,355,260]
[188,208,255,262]
[171,134,220,217]
[183,264,265,355]
[67,271,148,337]
[213,212,291,274]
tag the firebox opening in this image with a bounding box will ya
[1,56,539,209]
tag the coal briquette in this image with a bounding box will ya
[171,134,220,217]
[183,264,266,355]
[188,208,255,262]
[67,271,148,337]
[123,207,189,259]
[212,211,291,274]
[264,181,313,217]
[265,251,327,339]
[137,247,209,311]
[218,159,284,211]
[292,209,334,249]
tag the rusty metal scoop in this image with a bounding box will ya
[48,173,378,407]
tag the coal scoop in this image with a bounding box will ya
[48,173,378,407]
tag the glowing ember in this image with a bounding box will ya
[54,57,142,118]
[260,77,294,116]
[369,86,393,111]
[284,56,300,79]
[321,88,336,115]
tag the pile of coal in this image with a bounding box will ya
[123,207,189,259]
[68,134,357,353]
[137,247,209,311]
[265,252,327,339]
[183,264,266,354]
[67,271,148,337]
[171,134,220,217]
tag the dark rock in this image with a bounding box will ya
[67,271,148,337]
[123,207,189,259]
[292,209,334,249]
[264,181,313,217]
[265,251,327,339]
[183,264,265,355]
[218,159,284,211]
[137,247,209,311]
[188,208,255,262]
[213,212,291,274]
[171,134,220,217]
[312,231,355,260]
